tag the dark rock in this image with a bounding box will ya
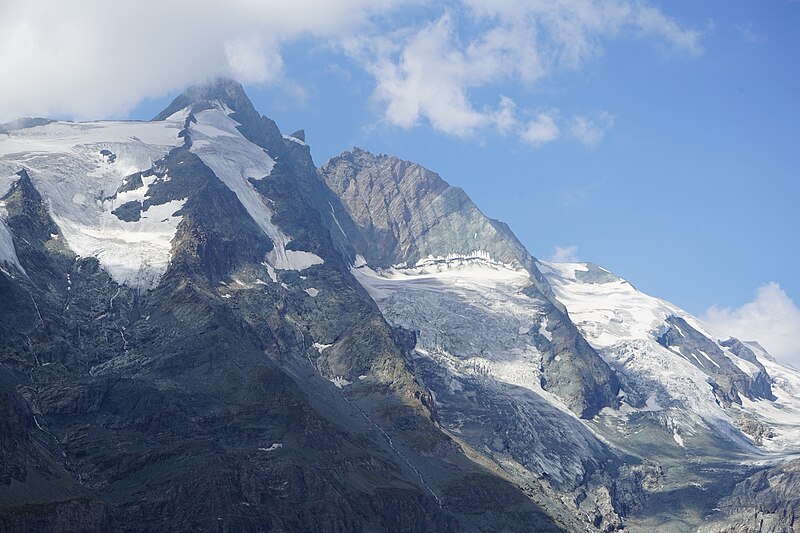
[707,459,800,532]
[111,201,142,222]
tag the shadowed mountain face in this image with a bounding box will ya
[1,79,800,533]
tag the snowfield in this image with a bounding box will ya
[352,254,548,390]
[351,254,613,486]
[353,253,800,463]
[0,116,186,287]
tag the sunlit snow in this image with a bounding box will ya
[0,116,186,287]
[541,260,800,453]
[0,177,24,273]
[352,254,550,395]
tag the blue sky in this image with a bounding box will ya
[2,0,798,361]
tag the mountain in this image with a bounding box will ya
[1,78,799,532]
[320,149,621,420]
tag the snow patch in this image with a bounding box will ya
[330,376,352,388]
[698,349,721,369]
[643,394,663,412]
[52,197,186,288]
[539,316,553,341]
[280,250,323,271]
[262,262,278,283]
[283,134,307,146]
[258,443,282,452]
[304,287,319,297]
[726,350,760,377]
[352,258,548,401]
[413,250,516,271]
[313,342,332,353]
[329,202,346,237]
[540,259,800,452]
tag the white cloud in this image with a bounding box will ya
[549,245,581,263]
[522,111,560,147]
[494,96,519,135]
[365,15,492,137]
[568,111,615,147]
[462,0,703,61]
[0,0,415,121]
[351,1,701,138]
[634,4,704,55]
[0,0,703,146]
[703,283,800,367]
[224,37,284,84]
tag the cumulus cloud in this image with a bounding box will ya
[522,111,561,147]
[224,37,284,84]
[0,0,413,120]
[348,0,701,139]
[703,283,800,367]
[549,245,581,263]
[568,111,616,147]
[0,0,703,146]
[364,15,493,137]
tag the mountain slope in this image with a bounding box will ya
[541,261,800,451]
[540,261,800,530]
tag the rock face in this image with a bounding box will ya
[700,459,800,533]
[320,148,533,271]
[657,316,775,405]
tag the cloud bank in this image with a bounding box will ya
[1,0,702,145]
[704,283,800,368]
